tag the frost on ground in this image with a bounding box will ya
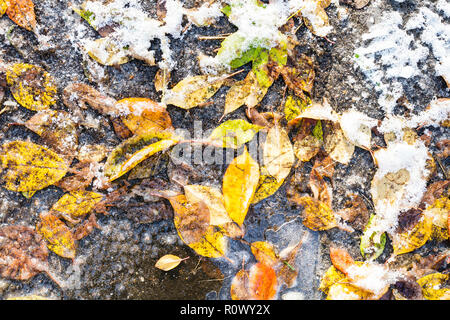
[353,0,450,113]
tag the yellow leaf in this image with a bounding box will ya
[224,70,269,116]
[51,191,103,224]
[251,168,285,204]
[319,265,346,295]
[326,283,372,300]
[301,0,331,37]
[36,213,77,259]
[6,63,57,111]
[116,98,173,135]
[392,214,433,255]
[295,196,336,231]
[104,131,179,181]
[0,141,69,193]
[263,124,295,181]
[184,185,231,226]
[223,148,260,226]
[425,196,449,241]
[84,37,130,66]
[155,254,186,271]
[7,295,54,300]
[251,241,278,268]
[417,273,450,300]
[4,0,36,31]
[208,119,263,149]
[293,135,322,162]
[170,195,227,258]
[164,75,224,109]
[284,95,312,123]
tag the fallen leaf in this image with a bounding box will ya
[231,263,278,300]
[329,246,355,275]
[0,140,69,193]
[36,212,77,259]
[208,119,263,149]
[392,213,433,255]
[294,196,336,231]
[116,98,173,135]
[323,121,355,165]
[4,0,36,31]
[326,283,372,300]
[360,214,387,261]
[251,168,285,204]
[83,37,130,66]
[6,63,57,111]
[417,273,450,300]
[164,75,224,109]
[51,190,103,225]
[263,124,295,181]
[251,241,278,268]
[155,254,186,271]
[319,265,346,295]
[223,148,260,226]
[0,225,48,281]
[280,54,315,101]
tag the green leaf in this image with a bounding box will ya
[312,120,323,142]
[360,214,387,261]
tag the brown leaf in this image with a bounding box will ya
[0,225,48,280]
[73,213,100,240]
[5,0,36,31]
[62,83,117,116]
[329,246,355,275]
[280,54,315,101]
[335,193,369,231]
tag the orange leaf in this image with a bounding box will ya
[249,263,277,300]
[5,0,36,31]
[329,247,355,275]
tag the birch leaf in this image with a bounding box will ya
[104,131,179,181]
[0,0,6,16]
[116,98,173,135]
[6,63,57,111]
[251,168,285,204]
[4,0,36,31]
[324,121,355,165]
[293,135,322,162]
[417,273,450,300]
[392,214,433,255]
[284,95,312,123]
[251,241,278,268]
[319,266,346,295]
[326,283,372,300]
[295,196,336,231]
[263,124,295,181]
[184,185,231,226]
[208,119,263,149]
[280,54,315,100]
[155,254,186,271]
[164,75,224,109]
[231,263,278,300]
[169,195,227,258]
[0,141,69,193]
[84,37,130,66]
[51,191,103,224]
[223,148,260,226]
[36,212,77,259]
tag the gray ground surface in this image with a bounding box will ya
[0,0,448,300]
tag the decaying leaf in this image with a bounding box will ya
[4,0,36,31]
[319,265,346,295]
[164,75,224,109]
[36,212,77,259]
[0,225,48,281]
[251,241,278,268]
[360,214,387,261]
[224,70,269,115]
[116,98,173,135]
[169,195,227,258]
[294,196,336,231]
[293,135,322,162]
[284,95,312,124]
[277,239,304,288]
[184,185,231,226]
[6,63,57,111]
[0,140,69,193]
[223,148,260,226]
[263,124,295,181]
[326,282,372,300]
[392,213,433,255]
[251,168,285,204]
[155,254,186,271]
[51,190,103,224]
[417,273,450,300]
[231,263,278,300]
[208,119,263,149]
[104,131,179,181]
[301,0,332,37]
[83,37,130,66]
[280,54,315,101]
[323,121,355,165]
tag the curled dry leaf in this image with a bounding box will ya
[0,140,69,193]
[73,213,100,240]
[164,75,224,109]
[231,263,278,300]
[116,98,173,135]
[0,225,48,281]
[6,63,57,111]
[155,254,187,271]
[4,0,36,31]
[263,124,295,181]
[208,119,263,149]
[36,212,77,259]
[223,148,260,226]
[277,239,304,288]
